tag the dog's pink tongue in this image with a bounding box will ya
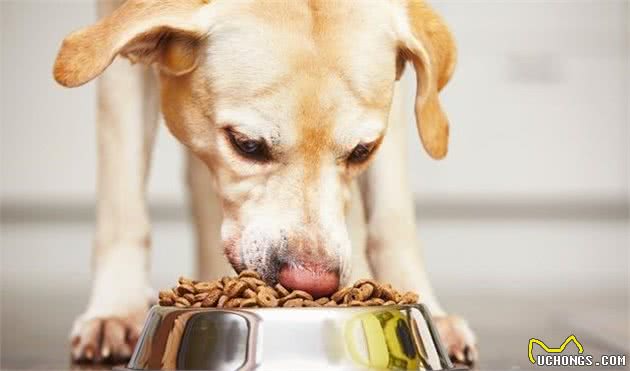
[278,265,339,298]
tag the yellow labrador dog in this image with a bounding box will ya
[54,0,477,365]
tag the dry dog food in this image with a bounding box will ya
[158,271,419,309]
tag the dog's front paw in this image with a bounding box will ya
[70,309,146,364]
[434,315,478,367]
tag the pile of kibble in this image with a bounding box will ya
[158,271,419,309]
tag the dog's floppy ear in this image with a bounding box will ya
[397,1,457,159]
[53,0,211,87]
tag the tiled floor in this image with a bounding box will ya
[1,219,628,370]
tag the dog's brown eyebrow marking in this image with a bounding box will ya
[298,96,333,166]
[307,0,326,42]
[294,71,336,224]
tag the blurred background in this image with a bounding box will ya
[1,0,628,369]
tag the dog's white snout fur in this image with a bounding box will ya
[221,206,351,284]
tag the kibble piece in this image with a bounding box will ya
[175,297,191,307]
[372,284,383,298]
[183,293,196,303]
[242,288,257,299]
[225,298,243,308]
[274,283,290,297]
[383,300,396,306]
[256,289,279,307]
[353,279,378,289]
[324,300,338,307]
[352,278,378,287]
[159,289,175,300]
[240,279,257,291]
[194,292,210,302]
[241,277,265,290]
[331,287,351,303]
[225,280,248,298]
[240,298,258,308]
[343,292,353,304]
[176,283,196,296]
[201,289,222,307]
[258,286,278,298]
[365,298,385,306]
[238,270,262,280]
[256,285,279,299]
[398,292,419,304]
[159,297,174,306]
[191,302,202,308]
[352,280,380,299]
[315,297,330,305]
[216,295,229,308]
[283,298,304,307]
[279,290,313,305]
[347,288,366,302]
[221,276,233,286]
[192,281,209,292]
[194,281,222,292]
[178,276,195,285]
[380,285,396,301]
[303,300,321,307]
[289,290,313,301]
[358,284,374,299]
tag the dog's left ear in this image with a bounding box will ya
[53,0,212,88]
[396,1,457,159]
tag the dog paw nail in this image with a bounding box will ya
[102,346,111,359]
[454,350,464,362]
[84,347,94,360]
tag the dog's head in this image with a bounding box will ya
[54,0,455,297]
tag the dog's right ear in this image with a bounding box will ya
[53,0,212,87]
[395,0,457,160]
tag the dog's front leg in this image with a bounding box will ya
[185,151,235,280]
[70,41,159,362]
[360,83,477,366]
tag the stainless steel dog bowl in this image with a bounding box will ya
[116,304,463,371]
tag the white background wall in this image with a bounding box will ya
[408,1,628,201]
[2,0,627,205]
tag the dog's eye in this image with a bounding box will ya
[348,142,374,164]
[226,130,270,162]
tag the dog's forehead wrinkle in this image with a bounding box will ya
[205,0,397,103]
[206,29,290,98]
